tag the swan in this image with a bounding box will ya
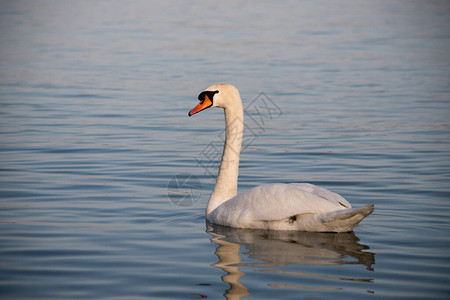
[188,84,373,232]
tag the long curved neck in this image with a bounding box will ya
[206,98,244,215]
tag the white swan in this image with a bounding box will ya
[188,84,373,232]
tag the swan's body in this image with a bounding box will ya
[189,84,373,232]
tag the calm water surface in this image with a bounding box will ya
[1,1,450,299]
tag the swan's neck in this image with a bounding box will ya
[206,99,244,215]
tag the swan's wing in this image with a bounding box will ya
[209,183,351,227]
[288,183,351,209]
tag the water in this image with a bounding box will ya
[1,0,450,299]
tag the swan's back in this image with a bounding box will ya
[207,183,373,232]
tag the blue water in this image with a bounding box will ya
[1,1,450,299]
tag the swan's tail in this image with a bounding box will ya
[318,204,374,232]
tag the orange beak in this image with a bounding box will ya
[188,94,213,117]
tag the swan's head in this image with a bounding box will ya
[188,84,240,117]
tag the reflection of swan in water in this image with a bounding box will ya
[209,227,250,300]
[207,223,374,299]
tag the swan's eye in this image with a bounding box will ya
[198,90,219,104]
